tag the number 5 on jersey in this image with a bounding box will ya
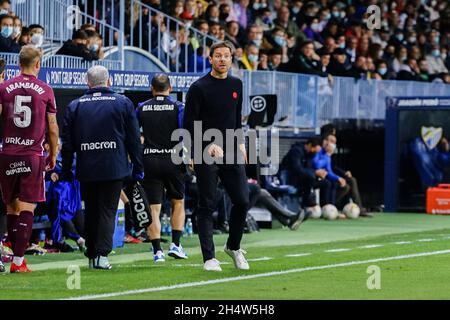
[14,95,32,128]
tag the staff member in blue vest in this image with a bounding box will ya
[61,65,144,270]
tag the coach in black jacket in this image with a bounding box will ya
[61,65,143,270]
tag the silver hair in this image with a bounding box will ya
[86,65,109,87]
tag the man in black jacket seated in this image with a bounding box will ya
[56,30,99,61]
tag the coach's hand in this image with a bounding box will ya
[208,144,224,158]
[45,154,57,171]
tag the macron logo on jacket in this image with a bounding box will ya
[80,141,117,151]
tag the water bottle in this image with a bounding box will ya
[161,214,168,236]
[167,221,172,236]
[38,230,46,248]
[186,218,193,237]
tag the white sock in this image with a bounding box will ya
[77,237,85,245]
[13,256,24,266]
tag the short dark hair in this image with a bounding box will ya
[320,123,336,138]
[151,73,171,92]
[29,24,44,31]
[72,29,88,40]
[209,40,235,57]
[0,14,12,24]
[305,137,322,147]
[85,29,100,39]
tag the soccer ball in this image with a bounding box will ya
[343,203,360,219]
[306,205,322,219]
[322,204,338,220]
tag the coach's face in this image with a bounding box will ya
[209,47,232,74]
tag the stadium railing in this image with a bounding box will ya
[127,0,218,72]
[234,70,450,129]
[0,52,122,70]
[11,0,125,69]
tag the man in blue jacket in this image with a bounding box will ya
[61,65,144,270]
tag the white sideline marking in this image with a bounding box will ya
[393,241,412,245]
[285,253,311,257]
[358,244,384,249]
[324,248,351,253]
[417,238,435,242]
[247,257,273,262]
[64,249,450,300]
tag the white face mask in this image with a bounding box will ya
[0,9,8,15]
[12,26,21,38]
[31,33,44,47]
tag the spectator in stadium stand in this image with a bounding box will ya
[261,26,285,51]
[344,36,358,65]
[267,47,283,71]
[18,26,30,46]
[208,21,221,40]
[320,52,330,73]
[0,0,11,15]
[274,5,306,44]
[349,55,367,79]
[366,57,382,80]
[28,24,45,49]
[204,3,220,24]
[225,20,241,49]
[11,16,21,46]
[417,58,431,82]
[426,44,449,75]
[328,48,350,77]
[170,0,185,20]
[218,25,226,41]
[0,14,20,53]
[257,49,268,70]
[233,0,251,29]
[396,58,420,81]
[303,17,324,44]
[409,45,423,62]
[85,30,105,60]
[391,45,408,74]
[375,60,393,80]
[317,36,336,56]
[245,24,263,48]
[238,43,259,71]
[253,7,274,32]
[56,30,99,61]
[189,19,208,53]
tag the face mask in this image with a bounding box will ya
[442,52,447,60]
[185,22,192,29]
[31,33,43,47]
[396,34,404,41]
[210,17,219,23]
[274,35,286,47]
[90,43,99,52]
[434,36,440,43]
[260,3,267,8]
[340,11,346,18]
[0,9,8,15]
[253,3,261,10]
[324,13,331,20]
[253,39,262,47]
[292,7,300,14]
[329,143,337,153]
[339,42,345,49]
[262,16,272,24]
[1,26,13,38]
[248,54,259,63]
[311,23,320,32]
[378,68,387,75]
[409,37,416,43]
[12,26,21,38]
[332,11,340,18]
[432,49,440,57]
[378,50,384,58]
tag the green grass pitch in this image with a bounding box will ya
[2,213,450,300]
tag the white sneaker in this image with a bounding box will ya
[154,250,165,263]
[224,246,250,270]
[203,258,222,271]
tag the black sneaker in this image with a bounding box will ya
[57,241,75,253]
[359,208,374,218]
[288,209,309,231]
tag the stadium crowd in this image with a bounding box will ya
[116,0,450,82]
